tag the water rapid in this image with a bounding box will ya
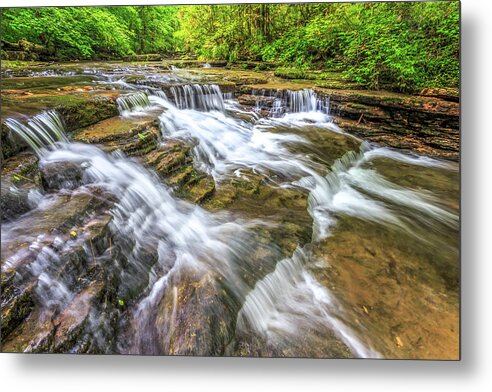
[2,72,459,358]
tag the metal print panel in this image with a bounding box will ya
[0,1,460,359]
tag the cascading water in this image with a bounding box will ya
[116,92,151,114]
[4,110,257,353]
[287,89,330,113]
[170,84,226,111]
[4,111,69,154]
[237,246,380,358]
[252,88,330,117]
[150,84,457,356]
[2,69,459,358]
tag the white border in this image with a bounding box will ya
[1,0,491,390]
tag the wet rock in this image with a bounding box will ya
[2,268,106,353]
[81,214,113,256]
[73,117,159,145]
[202,184,238,210]
[1,189,115,352]
[113,130,159,157]
[74,116,161,158]
[56,96,118,132]
[316,88,459,160]
[40,160,85,191]
[52,272,105,352]
[1,122,26,161]
[182,176,215,204]
[1,75,96,92]
[420,87,459,102]
[312,212,459,360]
[166,166,194,187]
[143,139,218,203]
[149,148,189,176]
[2,309,57,353]
[238,78,459,160]
[155,270,236,356]
[224,75,268,85]
[1,191,112,265]
[0,183,35,223]
[1,280,36,342]
[122,54,162,62]
[237,94,275,107]
[208,61,228,67]
[2,92,119,159]
[0,153,40,222]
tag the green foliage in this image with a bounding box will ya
[308,1,461,92]
[1,2,460,92]
[274,68,306,80]
[175,1,460,92]
[1,6,179,59]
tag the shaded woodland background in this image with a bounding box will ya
[1,1,459,92]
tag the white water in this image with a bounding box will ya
[35,141,261,353]
[149,85,457,356]
[4,80,458,357]
[4,111,68,155]
[170,84,226,111]
[237,246,381,358]
[252,88,330,117]
[116,92,151,114]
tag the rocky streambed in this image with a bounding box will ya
[1,61,459,359]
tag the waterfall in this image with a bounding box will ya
[150,90,168,99]
[6,118,259,354]
[223,91,235,101]
[237,247,381,358]
[170,84,226,111]
[3,70,458,358]
[287,89,330,114]
[250,88,330,117]
[116,92,151,114]
[4,111,69,155]
[154,83,458,357]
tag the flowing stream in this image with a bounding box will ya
[1,65,459,358]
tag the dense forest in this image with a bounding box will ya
[1,1,459,92]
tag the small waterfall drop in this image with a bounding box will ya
[251,88,330,117]
[116,92,151,114]
[4,111,69,155]
[237,247,381,358]
[170,84,226,111]
[287,89,330,114]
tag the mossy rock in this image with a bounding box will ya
[1,92,118,160]
[181,176,216,204]
[274,67,307,79]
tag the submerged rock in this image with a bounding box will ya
[40,160,85,192]
[1,187,116,352]
[155,269,237,356]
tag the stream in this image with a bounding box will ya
[1,64,459,358]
